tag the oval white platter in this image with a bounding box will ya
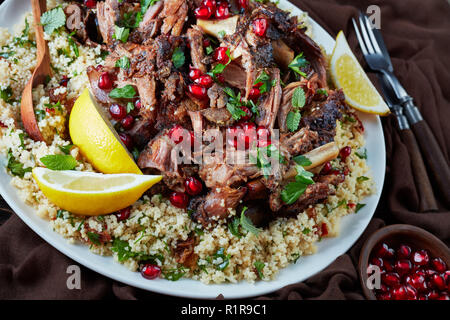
[0,0,385,299]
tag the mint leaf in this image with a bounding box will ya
[114,25,130,43]
[40,7,66,34]
[115,56,130,69]
[254,261,265,279]
[40,154,77,170]
[228,217,242,238]
[126,102,135,113]
[109,85,136,99]
[294,165,314,184]
[289,52,309,78]
[286,111,301,132]
[206,45,213,55]
[281,181,307,205]
[292,87,306,109]
[293,155,312,167]
[171,47,185,68]
[240,207,262,236]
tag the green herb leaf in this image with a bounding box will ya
[292,87,306,109]
[87,232,101,245]
[163,267,187,281]
[115,56,130,70]
[254,261,265,279]
[114,25,130,43]
[355,203,366,213]
[316,88,328,96]
[111,239,134,261]
[40,7,66,34]
[40,154,77,170]
[281,181,308,205]
[254,71,273,94]
[171,47,185,69]
[67,32,79,57]
[212,247,230,271]
[59,144,74,155]
[355,148,368,159]
[0,51,15,59]
[293,155,312,167]
[7,149,32,178]
[218,30,226,38]
[109,85,136,99]
[288,52,309,78]
[240,207,262,236]
[205,45,214,55]
[294,165,314,184]
[302,228,311,235]
[126,102,135,113]
[286,111,301,132]
[0,86,16,104]
[357,176,370,183]
[228,217,242,238]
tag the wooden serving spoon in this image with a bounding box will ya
[21,0,52,142]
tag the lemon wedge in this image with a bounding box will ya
[69,89,142,174]
[32,168,162,215]
[330,31,390,116]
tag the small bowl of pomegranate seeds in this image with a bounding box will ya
[359,224,450,300]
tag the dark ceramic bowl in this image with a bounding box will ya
[359,224,450,300]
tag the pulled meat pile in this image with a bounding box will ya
[69,0,358,231]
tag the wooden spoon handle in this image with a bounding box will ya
[399,128,438,212]
[31,0,52,85]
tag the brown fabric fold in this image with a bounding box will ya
[0,0,449,300]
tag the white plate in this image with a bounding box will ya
[0,0,385,299]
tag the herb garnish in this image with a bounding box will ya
[59,144,74,155]
[67,31,79,57]
[7,149,32,177]
[40,7,66,34]
[171,47,185,69]
[355,203,366,213]
[356,176,370,183]
[0,86,16,104]
[254,261,265,279]
[163,266,187,281]
[286,87,306,132]
[109,85,136,99]
[252,144,285,177]
[223,87,246,120]
[228,206,262,237]
[355,148,368,159]
[115,56,130,70]
[289,52,309,78]
[40,154,77,171]
[87,232,101,246]
[254,71,276,94]
[114,25,130,43]
[111,238,165,264]
[281,156,314,205]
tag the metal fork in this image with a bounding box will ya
[352,12,450,209]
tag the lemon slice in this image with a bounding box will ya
[330,31,390,116]
[33,168,162,215]
[69,89,142,174]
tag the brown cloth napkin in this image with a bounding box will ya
[0,0,449,300]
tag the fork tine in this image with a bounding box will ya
[352,18,368,56]
[358,14,375,54]
[360,12,383,55]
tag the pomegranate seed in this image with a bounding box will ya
[216,73,225,83]
[412,250,430,266]
[189,67,203,81]
[405,285,417,300]
[377,292,391,300]
[256,125,271,147]
[195,74,214,88]
[405,274,427,292]
[141,264,161,280]
[248,87,261,101]
[121,115,135,130]
[321,223,328,236]
[370,257,384,269]
[202,38,211,47]
[185,177,203,196]
[239,106,252,121]
[374,243,395,259]
[213,47,230,64]
[382,272,401,287]
[46,107,55,114]
[253,18,268,37]
[418,294,428,300]
[59,75,70,87]
[119,133,133,149]
[430,273,446,290]
[116,207,131,221]
[84,0,97,9]
[321,162,332,174]
[0,121,6,128]
[395,259,412,276]
[95,64,103,71]
[203,0,216,10]
[347,202,356,210]
[339,146,352,162]
[391,285,408,300]
[238,122,257,149]
[190,131,196,148]
[168,125,186,144]
[132,99,141,110]
[431,258,447,273]
[415,268,427,277]
[215,2,230,19]
[383,259,394,272]
[109,104,127,120]
[438,293,450,300]
[169,192,189,209]
[98,72,113,90]
[194,5,212,19]
[188,84,208,100]
[379,283,389,293]
[444,270,450,283]
[427,290,440,300]
[238,0,248,9]
[397,244,412,259]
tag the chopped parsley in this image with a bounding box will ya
[355,148,368,159]
[240,206,262,236]
[357,176,370,183]
[111,238,165,264]
[67,31,79,57]
[0,51,15,59]
[227,217,242,238]
[59,144,74,155]
[163,266,187,281]
[40,154,77,171]
[171,47,185,69]
[6,149,32,178]
[254,71,276,94]
[252,144,285,177]
[208,48,231,77]
[355,203,366,213]
[281,157,314,205]
[326,199,348,214]
[316,88,328,96]
[223,87,247,120]
[0,86,16,104]
[87,232,101,246]
[254,261,265,279]
[40,7,66,34]
[113,25,130,43]
[288,52,309,78]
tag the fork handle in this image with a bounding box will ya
[404,102,450,206]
